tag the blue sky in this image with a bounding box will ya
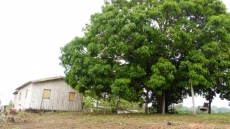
[0,0,229,108]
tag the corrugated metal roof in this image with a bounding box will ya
[15,76,64,91]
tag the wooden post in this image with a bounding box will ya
[191,83,196,115]
[162,90,165,114]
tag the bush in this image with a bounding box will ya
[174,104,193,114]
[83,95,142,113]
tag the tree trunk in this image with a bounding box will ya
[191,83,196,115]
[116,97,120,110]
[208,99,212,114]
[145,90,149,114]
[165,90,169,113]
[156,95,162,113]
[162,90,165,114]
[96,100,99,108]
[96,99,99,112]
[208,88,212,114]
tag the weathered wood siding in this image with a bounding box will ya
[29,79,82,111]
[14,84,33,110]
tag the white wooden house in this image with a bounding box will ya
[13,76,82,111]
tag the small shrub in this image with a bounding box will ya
[174,104,192,114]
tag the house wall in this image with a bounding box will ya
[14,94,17,107]
[14,84,33,110]
[29,79,82,111]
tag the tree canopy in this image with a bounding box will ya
[60,0,230,114]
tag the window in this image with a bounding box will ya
[19,92,21,100]
[42,89,51,99]
[69,92,75,101]
[25,89,28,99]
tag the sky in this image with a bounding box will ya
[0,0,104,105]
[0,0,229,108]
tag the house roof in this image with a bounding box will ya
[15,76,64,91]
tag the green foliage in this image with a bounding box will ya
[60,0,230,114]
[174,104,193,114]
[148,57,176,92]
[83,96,95,110]
[82,94,142,113]
[114,99,142,110]
[111,78,136,100]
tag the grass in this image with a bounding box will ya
[1,112,230,129]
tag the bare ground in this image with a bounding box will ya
[1,112,230,129]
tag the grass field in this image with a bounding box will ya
[1,112,230,129]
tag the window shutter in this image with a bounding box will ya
[43,89,51,99]
[69,92,75,101]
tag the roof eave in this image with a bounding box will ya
[15,76,64,90]
[15,81,32,90]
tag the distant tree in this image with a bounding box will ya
[9,100,13,107]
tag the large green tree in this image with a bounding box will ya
[60,0,230,114]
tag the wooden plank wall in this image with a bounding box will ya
[14,84,33,110]
[29,79,82,111]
